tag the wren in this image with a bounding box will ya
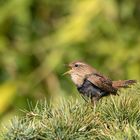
[64,61,136,104]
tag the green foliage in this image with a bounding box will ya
[3,84,140,140]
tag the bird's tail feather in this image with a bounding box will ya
[112,80,137,89]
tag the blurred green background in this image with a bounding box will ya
[0,0,140,127]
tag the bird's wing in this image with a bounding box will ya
[86,72,117,93]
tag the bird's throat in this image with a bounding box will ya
[70,74,84,87]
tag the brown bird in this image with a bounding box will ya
[64,61,136,104]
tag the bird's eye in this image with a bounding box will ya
[74,64,79,67]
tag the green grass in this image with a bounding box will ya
[2,84,140,140]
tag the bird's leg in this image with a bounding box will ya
[81,94,89,103]
[91,96,100,113]
[90,87,101,105]
[91,96,99,106]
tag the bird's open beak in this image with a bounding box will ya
[63,70,71,75]
[63,64,72,75]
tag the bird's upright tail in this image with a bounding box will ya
[112,80,137,89]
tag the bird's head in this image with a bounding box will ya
[64,61,94,86]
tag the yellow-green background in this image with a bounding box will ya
[0,0,140,127]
